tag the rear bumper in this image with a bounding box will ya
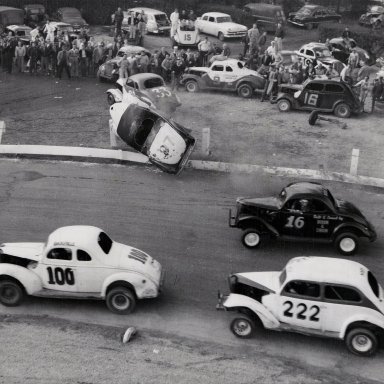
[229,209,237,227]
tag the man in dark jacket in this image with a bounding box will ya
[57,45,71,79]
[28,42,39,75]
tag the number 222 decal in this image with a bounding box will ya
[283,301,320,322]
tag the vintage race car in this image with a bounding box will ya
[106,73,181,116]
[0,226,164,314]
[329,37,371,65]
[172,25,201,48]
[359,5,384,29]
[288,5,341,30]
[217,256,384,356]
[195,12,247,41]
[229,181,376,255]
[109,92,195,174]
[274,78,362,118]
[97,46,151,82]
[180,59,265,98]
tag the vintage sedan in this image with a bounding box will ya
[229,181,376,255]
[106,73,181,116]
[288,5,341,29]
[195,12,247,41]
[359,5,384,29]
[97,46,151,82]
[274,78,362,118]
[109,92,195,174]
[217,256,384,356]
[0,226,164,314]
[24,3,46,28]
[54,7,89,33]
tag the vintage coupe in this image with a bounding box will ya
[109,92,195,174]
[217,256,384,356]
[229,182,376,255]
[181,59,265,98]
[329,37,371,65]
[274,78,362,118]
[0,226,163,314]
[195,12,247,41]
[288,5,341,29]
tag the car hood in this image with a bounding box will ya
[234,271,280,294]
[218,22,247,31]
[239,197,282,210]
[187,66,208,73]
[0,242,44,261]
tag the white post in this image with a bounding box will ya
[109,119,118,148]
[201,127,210,156]
[0,121,5,144]
[350,148,360,176]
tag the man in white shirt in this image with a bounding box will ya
[170,8,179,37]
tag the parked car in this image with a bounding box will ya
[97,45,151,82]
[0,226,164,314]
[129,7,171,35]
[109,92,195,175]
[288,5,341,29]
[0,6,25,34]
[49,21,78,42]
[54,7,89,34]
[24,3,46,28]
[329,37,371,65]
[172,24,201,48]
[229,181,376,255]
[106,73,181,116]
[5,25,32,44]
[359,5,384,29]
[242,3,286,32]
[217,256,384,356]
[180,58,265,98]
[274,78,362,118]
[195,12,247,41]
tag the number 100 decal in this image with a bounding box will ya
[47,267,75,286]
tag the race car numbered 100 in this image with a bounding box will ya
[109,92,195,175]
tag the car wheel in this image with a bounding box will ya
[345,328,378,356]
[107,93,116,106]
[106,287,136,314]
[277,99,291,112]
[218,32,225,41]
[237,83,253,98]
[306,23,313,30]
[0,280,24,307]
[230,317,255,338]
[334,103,351,118]
[334,232,359,256]
[185,80,199,93]
[242,229,262,249]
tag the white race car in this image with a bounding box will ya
[217,256,384,356]
[0,226,163,314]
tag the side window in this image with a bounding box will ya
[305,83,324,92]
[212,65,224,71]
[311,199,330,212]
[126,79,135,88]
[202,16,208,21]
[305,50,315,57]
[325,84,344,93]
[77,249,92,261]
[208,17,215,22]
[284,199,301,211]
[47,248,72,261]
[283,281,320,298]
[324,285,361,302]
[299,48,304,54]
[225,66,233,72]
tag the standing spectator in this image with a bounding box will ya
[258,31,267,53]
[340,64,353,85]
[258,49,274,75]
[180,10,188,21]
[198,36,211,66]
[28,41,39,75]
[342,27,351,50]
[185,49,195,67]
[372,76,384,101]
[93,42,104,75]
[348,48,359,70]
[128,11,138,39]
[171,57,186,90]
[40,41,50,75]
[315,62,326,77]
[49,43,59,76]
[158,47,169,67]
[266,40,278,59]
[85,39,94,76]
[170,8,179,37]
[304,62,316,80]
[354,75,370,107]
[44,20,55,43]
[188,10,197,29]
[274,22,284,53]
[139,51,149,73]
[30,26,40,42]
[114,7,124,37]
[127,53,138,75]
[248,23,260,55]
[3,39,14,74]
[161,53,173,82]
[241,33,250,57]
[137,15,146,44]
[119,54,129,78]
[149,50,160,74]
[68,44,80,78]
[266,65,279,100]
[14,41,26,73]
[79,42,88,77]
[326,62,339,79]
[57,45,71,79]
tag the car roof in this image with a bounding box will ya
[118,46,150,54]
[24,4,45,8]
[285,257,369,289]
[0,6,23,12]
[58,7,80,12]
[283,181,330,200]
[300,42,328,49]
[202,12,231,17]
[7,25,32,30]
[129,7,165,15]
[50,22,72,27]
[129,73,164,84]
[244,3,283,11]
[47,225,103,249]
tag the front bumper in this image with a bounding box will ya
[288,19,305,27]
[228,209,237,227]
[224,31,247,38]
[216,291,229,310]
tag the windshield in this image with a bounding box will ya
[297,7,312,16]
[155,14,167,21]
[144,77,164,89]
[98,232,113,254]
[57,25,74,32]
[314,47,331,57]
[217,16,232,23]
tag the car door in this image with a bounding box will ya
[207,16,216,35]
[222,64,238,89]
[310,198,339,239]
[323,83,345,110]
[278,280,324,332]
[298,82,323,109]
[206,64,225,88]
[279,198,313,237]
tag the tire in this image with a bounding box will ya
[309,110,319,126]
[107,93,116,106]
[106,287,136,314]
[306,23,313,30]
[304,58,312,66]
[242,229,262,249]
[334,232,359,256]
[0,280,24,307]
[237,83,253,98]
[218,32,225,41]
[277,98,291,112]
[334,103,351,118]
[345,328,378,356]
[230,317,255,339]
[185,80,199,93]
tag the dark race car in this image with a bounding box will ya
[329,37,371,65]
[109,92,195,175]
[274,78,362,118]
[288,5,341,30]
[229,182,377,255]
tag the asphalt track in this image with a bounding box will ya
[0,159,384,381]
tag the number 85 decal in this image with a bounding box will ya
[283,300,320,322]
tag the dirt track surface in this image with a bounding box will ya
[0,315,381,384]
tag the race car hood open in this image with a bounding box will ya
[0,242,45,262]
[232,271,281,294]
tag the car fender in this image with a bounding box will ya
[276,92,297,107]
[224,293,280,329]
[180,73,203,85]
[236,76,265,90]
[237,215,279,236]
[0,263,42,295]
[332,222,371,239]
[106,89,123,103]
[101,272,151,299]
[339,314,384,339]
